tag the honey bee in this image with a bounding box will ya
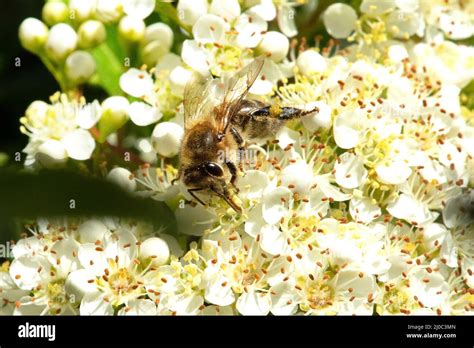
[175,57,318,212]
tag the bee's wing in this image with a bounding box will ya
[217,57,265,134]
[183,73,216,130]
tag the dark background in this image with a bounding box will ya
[0,0,59,157]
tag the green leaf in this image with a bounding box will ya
[0,170,177,236]
[91,26,126,96]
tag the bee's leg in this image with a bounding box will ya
[229,126,246,174]
[210,187,242,213]
[230,126,245,150]
[171,170,181,185]
[225,160,238,185]
[251,105,319,120]
[188,188,207,206]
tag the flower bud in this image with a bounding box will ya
[69,0,96,22]
[323,3,357,39]
[95,0,122,23]
[107,167,136,192]
[42,1,69,26]
[123,0,155,20]
[177,0,209,26]
[18,18,49,53]
[151,122,184,158]
[296,50,327,76]
[140,237,170,266]
[45,23,78,62]
[118,15,146,42]
[140,41,169,67]
[78,220,110,243]
[78,20,106,49]
[65,51,96,84]
[257,31,289,62]
[144,23,174,50]
[36,139,68,168]
[98,96,130,141]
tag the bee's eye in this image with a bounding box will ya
[204,162,224,177]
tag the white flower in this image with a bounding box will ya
[42,1,69,26]
[201,235,280,315]
[147,248,205,315]
[95,0,122,23]
[387,10,424,39]
[120,68,154,98]
[151,122,184,157]
[20,94,100,165]
[176,204,217,236]
[258,31,289,62]
[10,238,81,315]
[301,101,331,131]
[412,41,474,88]
[129,102,163,126]
[78,20,107,49]
[236,170,269,200]
[333,108,369,150]
[144,23,174,50]
[120,65,180,125]
[248,0,276,22]
[0,272,29,315]
[210,0,241,22]
[77,219,112,244]
[387,193,435,225]
[442,191,474,229]
[118,299,157,315]
[192,14,229,45]
[361,0,396,15]
[69,0,96,22]
[177,0,209,27]
[65,51,97,84]
[271,267,377,315]
[35,140,68,168]
[119,15,146,42]
[45,23,78,62]
[101,96,130,124]
[334,152,368,189]
[18,18,49,53]
[349,196,382,224]
[234,12,267,48]
[62,129,96,161]
[122,0,156,20]
[436,8,474,40]
[139,237,170,266]
[72,230,159,315]
[107,167,137,192]
[296,50,327,76]
[323,3,358,39]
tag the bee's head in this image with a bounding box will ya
[183,161,226,188]
[183,161,241,212]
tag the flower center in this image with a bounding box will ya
[46,279,68,305]
[306,282,334,310]
[108,268,136,293]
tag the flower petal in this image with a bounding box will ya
[120,68,154,98]
[129,102,162,126]
[62,129,95,160]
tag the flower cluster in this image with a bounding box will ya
[3,0,473,315]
